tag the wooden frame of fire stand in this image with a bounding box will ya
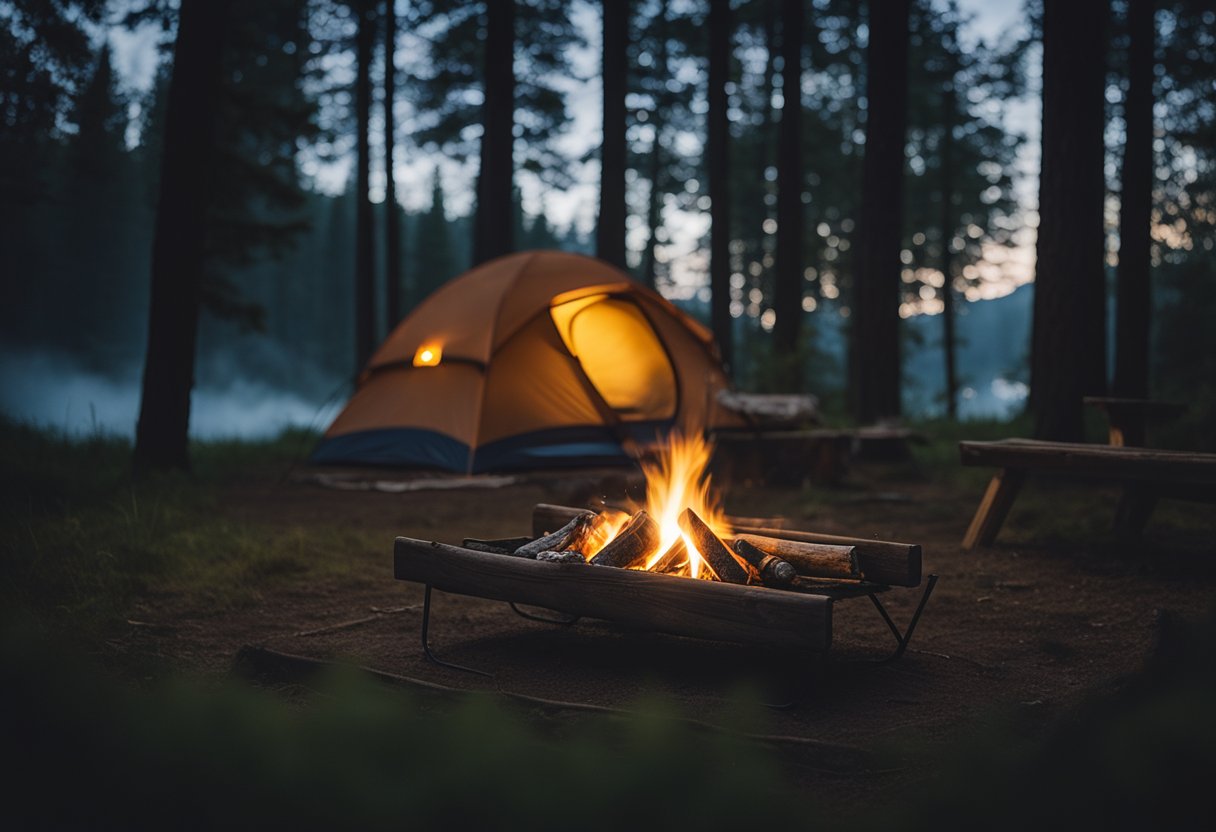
[394,504,937,671]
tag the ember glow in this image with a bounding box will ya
[582,508,631,555]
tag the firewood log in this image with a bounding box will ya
[535,550,587,564]
[733,533,860,579]
[678,508,749,584]
[462,537,533,555]
[590,511,660,568]
[514,513,592,559]
[787,575,873,598]
[533,503,921,587]
[649,538,687,574]
[731,538,797,587]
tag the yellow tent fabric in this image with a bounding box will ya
[312,250,743,472]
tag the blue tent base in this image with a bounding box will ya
[310,426,643,474]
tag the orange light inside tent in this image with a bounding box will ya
[412,344,442,367]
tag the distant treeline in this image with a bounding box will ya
[1,0,1214,439]
[0,121,584,396]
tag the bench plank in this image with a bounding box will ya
[959,439,1216,485]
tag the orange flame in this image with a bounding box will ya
[582,508,631,555]
[640,431,731,579]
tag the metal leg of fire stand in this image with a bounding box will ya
[509,603,581,626]
[858,574,938,664]
[420,585,493,677]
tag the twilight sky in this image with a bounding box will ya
[107,0,1040,309]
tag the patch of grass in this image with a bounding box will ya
[191,425,321,481]
[0,416,134,510]
[0,417,369,642]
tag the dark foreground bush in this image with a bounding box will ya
[4,613,1215,831]
[0,624,800,831]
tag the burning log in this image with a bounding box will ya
[731,538,797,588]
[462,537,533,555]
[649,538,688,574]
[536,550,587,564]
[533,504,922,587]
[590,511,660,568]
[678,508,749,584]
[733,533,860,580]
[514,512,593,559]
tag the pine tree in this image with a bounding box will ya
[1030,0,1109,441]
[707,0,734,372]
[64,45,133,365]
[134,0,233,473]
[353,0,377,368]
[902,0,1028,418]
[407,0,581,263]
[0,0,106,345]
[772,0,806,385]
[1112,0,1155,408]
[384,0,404,333]
[628,0,699,290]
[597,0,628,270]
[414,168,457,304]
[851,0,913,423]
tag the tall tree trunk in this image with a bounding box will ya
[850,0,911,423]
[384,0,402,331]
[354,0,376,370]
[597,0,628,269]
[640,0,670,289]
[759,0,776,212]
[940,80,958,420]
[1113,0,1154,405]
[640,118,663,288]
[772,0,804,381]
[707,0,733,372]
[133,0,231,474]
[473,0,516,265]
[1030,0,1108,441]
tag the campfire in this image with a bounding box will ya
[503,432,863,592]
[394,430,934,658]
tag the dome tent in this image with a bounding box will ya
[312,250,744,473]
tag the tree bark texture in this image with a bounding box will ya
[596,0,628,270]
[707,0,733,372]
[473,0,516,266]
[1113,0,1154,400]
[133,0,231,473]
[773,0,805,371]
[940,79,958,419]
[384,0,402,332]
[850,0,911,423]
[354,0,376,370]
[1030,0,1108,440]
[640,0,669,289]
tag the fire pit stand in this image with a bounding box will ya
[395,503,937,672]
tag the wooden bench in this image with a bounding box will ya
[959,439,1216,549]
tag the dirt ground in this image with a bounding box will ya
[121,459,1216,810]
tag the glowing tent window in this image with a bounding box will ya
[551,297,676,421]
[413,345,442,367]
